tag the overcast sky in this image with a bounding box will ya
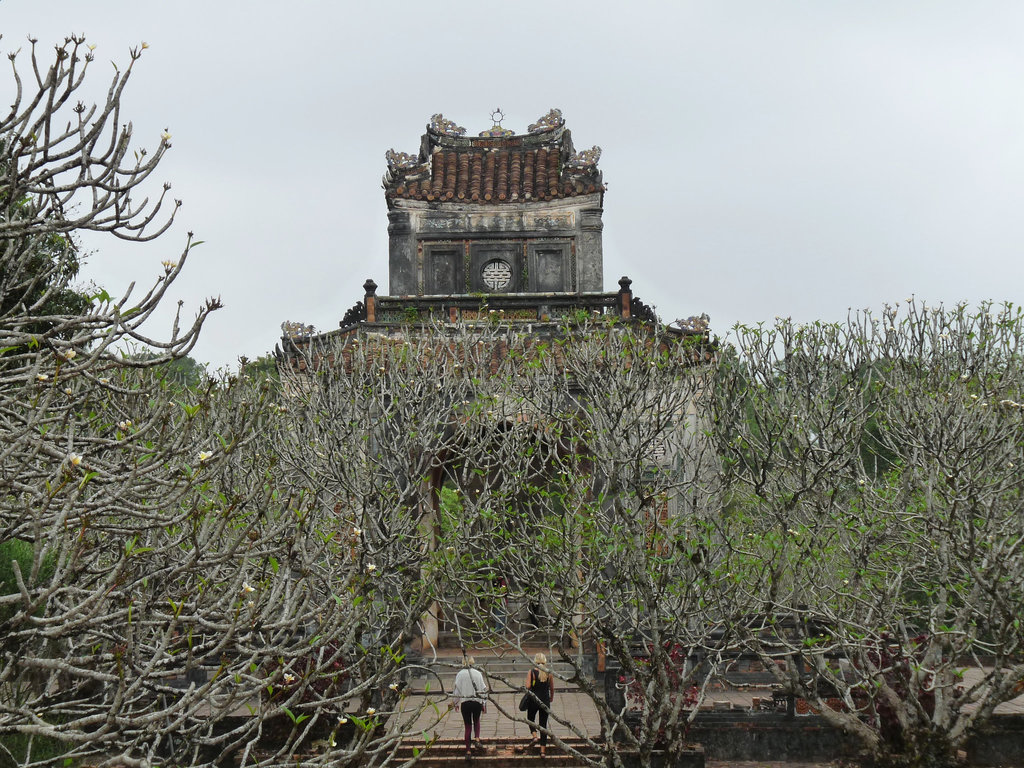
[4,1,1024,369]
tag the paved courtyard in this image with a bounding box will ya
[392,646,1024,750]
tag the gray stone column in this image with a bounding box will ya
[578,207,604,292]
[387,209,417,295]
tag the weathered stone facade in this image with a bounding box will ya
[277,109,710,370]
[382,109,604,297]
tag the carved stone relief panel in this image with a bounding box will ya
[423,244,464,294]
[529,241,571,292]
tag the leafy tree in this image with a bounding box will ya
[712,302,1024,768]
[127,349,208,388]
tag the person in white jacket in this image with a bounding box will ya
[451,656,488,756]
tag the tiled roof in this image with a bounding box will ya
[383,112,603,205]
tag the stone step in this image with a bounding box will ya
[394,737,597,767]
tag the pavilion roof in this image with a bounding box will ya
[383,109,603,205]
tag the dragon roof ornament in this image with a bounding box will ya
[528,108,564,134]
[430,113,467,136]
[385,149,419,171]
[672,314,711,335]
[281,321,316,340]
[567,145,602,167]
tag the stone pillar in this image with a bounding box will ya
[422,601,439,650]
[363,279,378,323]
[618,276,632,319]
[578,207,604,292]
[387,209,417,295]
[604,656,625,713]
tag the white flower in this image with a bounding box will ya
[60,349,77,360]
[970,394,979,400]
[161,260,177,270]
[198,450,213,463]
[64,388,73,396]
[787,528,800,537]
[365,563,377,574]
[247,600,255,609]
[366,707,376,716]
[241,582,255,594]
[1008,462,1015,469]
[283,673,296,684]
[118,420,133,430]
[141,41,150,49]
[68,453,83,467]
[351,527,362,537]
[338,716,348,725]
[99,377,110,384]
[161,130,172,142]
[857,478,866,486]
[36,373,49,382]
[388,682,398,690]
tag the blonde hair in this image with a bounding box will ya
[533,652,550,683]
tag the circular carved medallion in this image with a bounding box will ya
[481,259,512,291]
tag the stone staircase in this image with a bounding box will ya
[393,736,706,767]
[392,736,601,767]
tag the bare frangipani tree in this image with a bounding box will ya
[0,36,304,768]
[265,330,510,757]
[713,303,1024,768]
[492,322,732,766]
[386,320,734,767]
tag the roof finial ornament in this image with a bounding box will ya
[385,149,418,171]
[568,145,602,167]
[281,320,316,340]
[479,107,514,137]
[528,108,564,134]
[430,113,467,136]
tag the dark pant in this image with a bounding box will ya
[460,700,483,749]
[527,700,549,744]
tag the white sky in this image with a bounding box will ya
[4,1,1024,370]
